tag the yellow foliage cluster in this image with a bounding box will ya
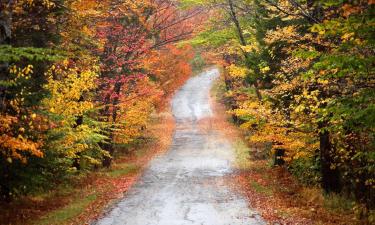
[114,77,162,145]
[265,25,299,44]
[23,0,55,8]
[250,123,317,162]
[260,66,270,73]
[229,97,318,162]
[240,44,259,53]
[227,64,249,78]
[114,100,153,144]
[40,63,107,163]
[48,123,107,165]
[43,64,97,123]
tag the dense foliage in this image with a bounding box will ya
[0,0,195,200]
[1,0,374,222]
[185,0,374,219]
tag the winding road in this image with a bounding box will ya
[93,68,265,225]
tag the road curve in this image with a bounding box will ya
[93,68,265,225]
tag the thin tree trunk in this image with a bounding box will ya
[72,95,84,170]
[253,81,262,102]
[102,82,122,167]
[111,82,122,123]
[100,93,113,167]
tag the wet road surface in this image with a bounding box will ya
[93,68,265,225]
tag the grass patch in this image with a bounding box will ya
[233,140,252,170]
[323,192,354,213]
[190,52,208,74]
[35,193,97,225]
[250,181,273,196]
[211,75,226,101]
[107,163,140,178]
[30,183,73,200]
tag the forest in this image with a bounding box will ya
[0,0,374,224]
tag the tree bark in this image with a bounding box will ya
[72,95,84,170]
[0,1,13,111]
[319,122,341,193]
[101,82,122,168]
[0,1,12,45]
[100,93,113,167]
[111,82,122,123]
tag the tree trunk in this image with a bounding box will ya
[319,122,341,193]
[253,81,262,102]
[72,95,84,169]
[100,93,113,167]
[111,82,122,123]
[0,1,12,45]
[0,1,13,112]
[101,82,122,167]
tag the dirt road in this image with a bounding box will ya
[93,68,265,225]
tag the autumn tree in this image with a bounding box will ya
[0,0,65,200]
[0,0,200,202]
[186,0,375,217]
